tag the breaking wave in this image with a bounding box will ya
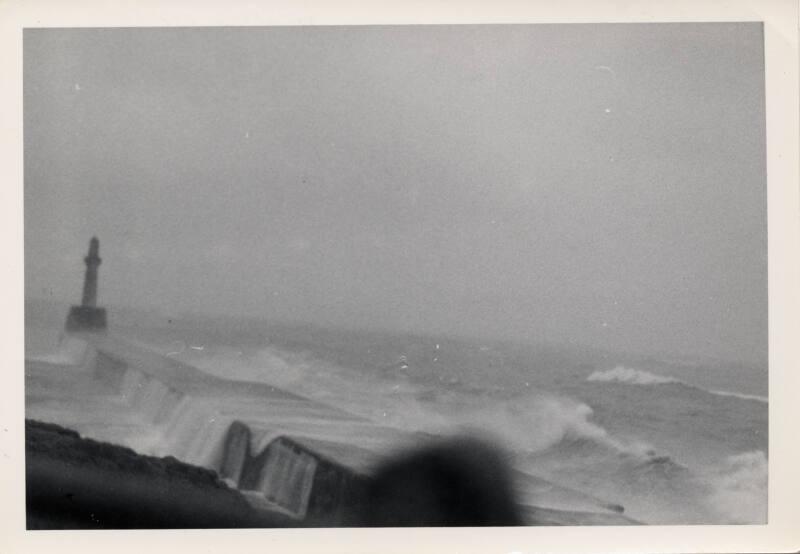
[454,394,653,460]
[707,389,769,404]
[587,366,767,404]
[587,366,678,385]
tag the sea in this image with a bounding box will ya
[24,298,768,525]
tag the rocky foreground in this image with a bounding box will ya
[26,419,297,529]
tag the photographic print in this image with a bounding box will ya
[23,22,768,530]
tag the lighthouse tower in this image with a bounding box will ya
[65,237,108,332]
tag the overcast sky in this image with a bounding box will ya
[24,24,766,364]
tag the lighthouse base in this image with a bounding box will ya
[65,306,107,333]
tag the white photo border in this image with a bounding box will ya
[1,1,797,553]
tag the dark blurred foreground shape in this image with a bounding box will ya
[26,421,523,529]
[361,436,522,526]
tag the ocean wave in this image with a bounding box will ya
[456,394,655,461]
[707,389,768,403]
[587,366,768,404]
[587,366,678,385]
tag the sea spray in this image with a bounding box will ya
[445,393,654,458]
[588,366,679,385]
[704,451,768,524]
[28,335,90,366]
[173,343,451,433]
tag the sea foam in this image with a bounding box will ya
[587,366,679,385]
[706,450,768,523]
[587,365,768,404]
[28,335,89,366]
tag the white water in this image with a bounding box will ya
[159,343,767,524]
[588,365,768,404]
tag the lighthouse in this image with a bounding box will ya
[81,236,101,307]
[65,237,108,332]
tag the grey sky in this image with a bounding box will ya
[24,24,767,364]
